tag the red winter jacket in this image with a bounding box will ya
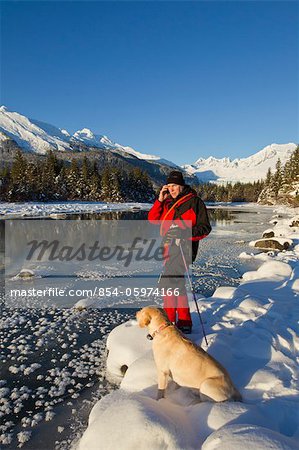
[148,186,211,261]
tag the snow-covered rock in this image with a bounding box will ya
[262,229,275,238]
[242,260,292,281]
[78,391,197,450]
[250,237,293,251]
[106,320,152,381]
[16,269,35,279]
[73,298,98,311]
[289,216,299,227]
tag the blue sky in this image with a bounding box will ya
[1,1,298,165]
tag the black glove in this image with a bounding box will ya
[165,225,190,241]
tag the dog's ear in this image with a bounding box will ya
[138,310,151,328]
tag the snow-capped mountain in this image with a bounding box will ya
[1,106,296,185]
[183,143,298,184]
[0,106,71,153]
[0,106,179,169]
[72,128,116,149]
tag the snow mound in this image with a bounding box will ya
[242,260,292,281]
[78,391,196,450]
[106,319,152,381]
[73,298,98,310]
[212,286,237,299]
[202,424,298,450]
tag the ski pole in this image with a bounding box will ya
[179,241,208,347]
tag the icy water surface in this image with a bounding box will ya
[193,206,275,296]
[0,205,276,448]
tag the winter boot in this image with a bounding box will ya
[176,296,192,334]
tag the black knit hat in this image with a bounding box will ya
[166,171,185,186]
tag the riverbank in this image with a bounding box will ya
[76,206,299,450]
[0,201,152,218]
[0,200,277,219]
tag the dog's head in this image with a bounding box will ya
[136,306,168,328]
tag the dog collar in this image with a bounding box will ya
[147,323,171,341]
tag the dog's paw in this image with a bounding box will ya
[156,389,165,400]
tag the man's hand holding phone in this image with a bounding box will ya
[158,185,169,202]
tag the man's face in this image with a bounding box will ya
[167,184,183,199]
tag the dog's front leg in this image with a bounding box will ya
[157,370,169,400]
[157,389,165,400]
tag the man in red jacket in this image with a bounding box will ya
[148,171,211,333]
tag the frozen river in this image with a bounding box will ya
[2,204,274,307]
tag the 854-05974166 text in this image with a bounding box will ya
[9,287,181,299]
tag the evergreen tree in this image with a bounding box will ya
[88,173,102,201]
[289,145,299,182]
[88,161,101,200]
[66,159,80,199]
[283,160,291,184]
[55,166,68,200]
[41,151,58,199]
[0,164,9,200]
[8,149,28,200]
[76,157,91,199]
[109,168,123,202]
[100,167,111,201]
[265,168,272,186]
[271,158,283,199]
[231,182,244,202]
[25,163,39,200]
[1,150,273,204]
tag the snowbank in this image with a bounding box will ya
[78,391,197,450]
[76,208,299,449]
[242,260,292,281]
[202,424,298,450]
[106,320,152,382]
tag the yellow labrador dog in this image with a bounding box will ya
[136,306,241,402]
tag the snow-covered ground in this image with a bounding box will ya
[0,201,152,218]
[76,207,299,450]
[1,203,298,449]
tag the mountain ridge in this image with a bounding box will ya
[183,143,297,184]
[0,106,297,184]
